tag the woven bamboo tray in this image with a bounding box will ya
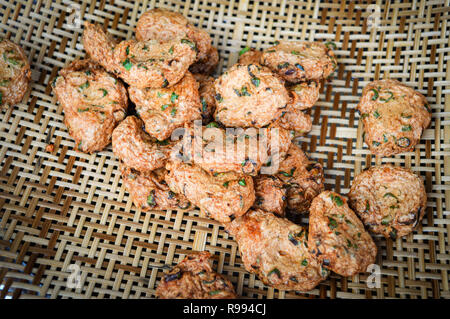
[0,0,449,299]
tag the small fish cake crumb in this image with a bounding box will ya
[156,251,237,299]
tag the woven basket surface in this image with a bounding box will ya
[0,0,449,299]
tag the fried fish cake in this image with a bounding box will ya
[348,165,427,239]
[135,8,212,66]
[253,176,287,217]
[121,165,190,211]
[165,161,255,223]
[261,41,337,83]
[274,105,312,136]
[53,59,128,153]
[190,46,219,75]
[287,80,320,110]
[112,116,172,173]
[156,251,237,299]
[276,144,324,214]
[0,39,31,109]
[214,63,289,128]
[193,73,216,122]
[226,209,328,291]
[82,22,197,89]
[308,191,377,277]
[357,79,431,157]
[129,71,201,141]
[237,47,263,65]
[174,125,291,176]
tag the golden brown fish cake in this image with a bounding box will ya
[348,164,427,239]
[165,161,255,223]
[156,251,237,299]
[226,209,328,291]
[53,59,128,153]
[0,39,31,109]
[121,165,190,211]
[135,8,212,64]
[253,176,287,217]
[308,191,377,277]
[237,47,263,65]
[112,116,172,173]
[214,63,289,128]
[276,144,324,214]
[129,71,201,141]
[190,46,219,75]
[357,79,431,157]
[82,22,197,89]
[287,80,320,110]
[193,73,216,122]
[261,41,337,83]
[274,105,312,136]
[174,124,291,176]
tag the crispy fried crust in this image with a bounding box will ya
[53,59,128,153]
[274,105,312,136]
[165,161,255,223]
[261,41,337,82]
[129,71,201,141]
[193,73,216,122]
[308,191,377,277]
[156,251,237,299]
[277,144,324,214]
[82,22,197,89]
[174,125,291,176]
[226,209,328,291]
[135,8,213,64]
[357,79,431,157]
[348,164,427,239]
[214,63,289,127]
[190,46,219,75]
[0,39,31,109]
[238,48,263,65]
[253,176,287,216]
[121,165,190,211]
[287,80,320,110]
[112,116,172,173]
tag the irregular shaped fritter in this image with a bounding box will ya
[253,176,287,217]
[276,144,324,214]
[214,63,289,128]
[274,105,312,136]
[237,47,263,65]
[112,116,172,173]
[190,46,219,75]
[226,209,328,291]
[0,39,31,109]
[193,73,216,122]
[53,59,128,153]
[156,251,237,299]
[261,41,337,82]
[165,161,255,223]
[129,72,201,141]
[174,125,291,176]
[357,79,431,157]
[287,80,320,110]
[308,191,377,277]
[121,165,190,211]
[82,22,197,89]
[135,8,212,64]
[348,164,427,239]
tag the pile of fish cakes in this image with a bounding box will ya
[46,8,431,298]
